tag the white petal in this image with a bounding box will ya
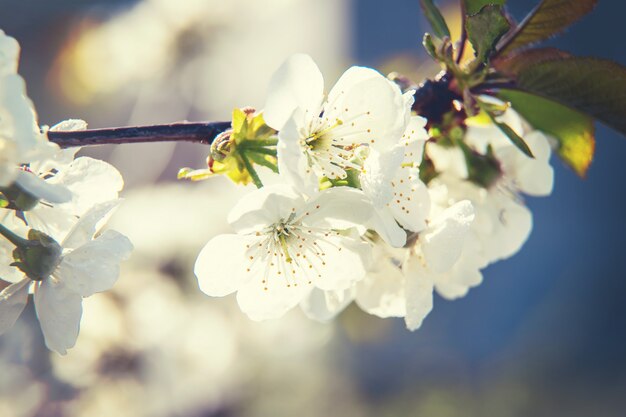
[194,234,258,297]
[308,234,370,291]
[263,54,324,130]
[236,277,309,321]
[227,184,305,234]
[401,116,429,165]
[55,230,132,297]
[421,200,474,273]
[0,233,27,283]
[435,266,483,300]
[24,206,77,243]
[360,147,404,208]
[50,119,88,132]
[276,111,318,194]
[356,257,406,318]
[34,278,83,355]
[52,157,124,215]
[302,186,374,230]
[0,278,29,335]
[403,256,434,331]
[388,167,430,232]
[0,31,19,75]
[300,287,354,322]
[61,200,120,249]
[426,142,469,179]
[15,170,71,204]
[370,207,406,248]
[325,71,408,150]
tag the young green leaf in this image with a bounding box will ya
[466,5,511,63]
[420,0,451,39]
[514,57,626,135]
[477,99,534,158]
[464,0,506,16]
[498,89,595,177]
[498,0,598,56]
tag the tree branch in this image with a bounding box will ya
[48,121,232,149]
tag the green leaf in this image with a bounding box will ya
[420,0,451,39]
[466,5,510,63]
[514,57,626,135]
[477,99,534,158]
[499,0,598,56]
[464,0,506,15]
[497,89,595,177]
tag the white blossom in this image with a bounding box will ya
[0,201,133,354]
[263,54,413,193]
[355,200,475,330]
[194,184,373,321]
[0,30,56,189]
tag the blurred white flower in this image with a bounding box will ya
[0,201,133,354]
[0,30,57,189]
[195,184,372,321]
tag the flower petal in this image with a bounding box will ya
[369,207,407,248]
[34,278,83,355]
[15,170,71,204]
[55,230,133,297]
[309,234,370,291]
[325,70,408,150]
[360,147,404,208]
[0,278,29,335]
[227,184,305,234]
[403,256,434,331]
[356,253,407,318]
[388,167,430,232]
[300,287,354,322]
[420,200,474,273]
[276,111,319,194]
[194,234,258,297]
[61,200,120,250]
[302,186,373,230]
[236,277,308,321]
[51,157,124,216]
[263,54,324,130]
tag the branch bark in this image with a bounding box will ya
[48,121,232,148]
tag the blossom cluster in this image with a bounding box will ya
[0,31,132,354]
[193,54,554,329]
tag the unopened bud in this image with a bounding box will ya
[12,230,62,281]
[210,130,234,162]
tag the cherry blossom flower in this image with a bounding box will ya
[194,184,373,321]
[0,201,133,354]
[263,54,413,192]
[355,200,475,330]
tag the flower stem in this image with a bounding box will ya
[0,224,31,248]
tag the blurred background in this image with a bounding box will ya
[1,0,625,416]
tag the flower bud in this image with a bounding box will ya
[0,182,40,211]
[12,230,62,281]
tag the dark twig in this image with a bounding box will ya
[48,121,232,149]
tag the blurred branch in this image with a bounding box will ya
[48,121,232,148]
